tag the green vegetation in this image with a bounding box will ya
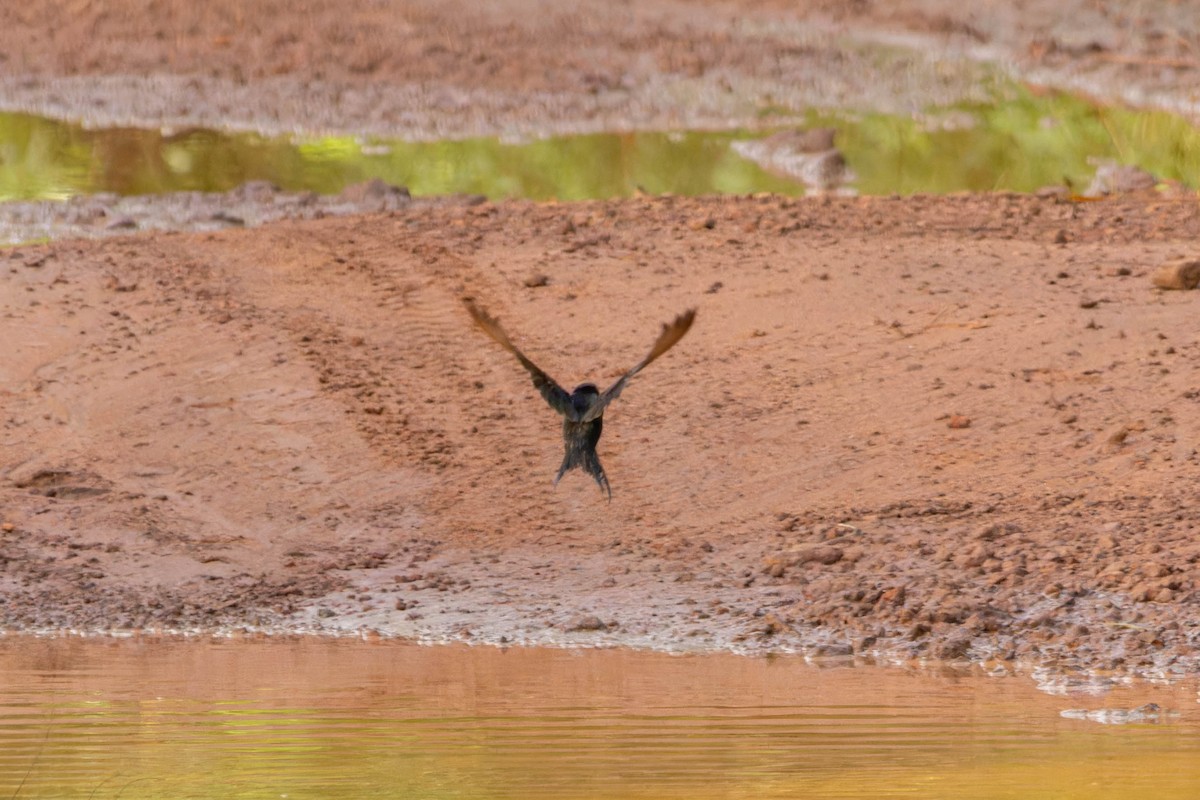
[0,87,1198,201]
[830,88,1200,194]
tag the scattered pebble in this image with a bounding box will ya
[1151,258,1200,290]
[565,614,607,632]
[106,217,138,230]
[789,544,843,566]
[1084,163,1157,197]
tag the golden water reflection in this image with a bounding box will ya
[0,637,1197,799]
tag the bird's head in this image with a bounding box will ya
[570,383,601,415]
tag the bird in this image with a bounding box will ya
[464,299,695,499]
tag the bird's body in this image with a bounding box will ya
[557,383,608,495]
[465,300,695,499]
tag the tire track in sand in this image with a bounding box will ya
[211,219,609,543]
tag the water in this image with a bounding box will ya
[1,637,1197,799]
[2,89,1200,202]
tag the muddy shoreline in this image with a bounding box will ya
[3,0,1200,681]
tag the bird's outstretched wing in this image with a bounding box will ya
[464,299,578,420]
[582,308,696,422]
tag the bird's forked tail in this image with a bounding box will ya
[555,447,612,500]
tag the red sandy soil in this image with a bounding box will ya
[1,0,1200,678]
[0,0,1197,137]
[4,193,1200,677]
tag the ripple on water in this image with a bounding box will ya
[0,637,1198,799]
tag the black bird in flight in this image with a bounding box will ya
[465,299,696,499]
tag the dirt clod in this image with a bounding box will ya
[1151,258,1200,290]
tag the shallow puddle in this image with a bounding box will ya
[2,89,1199,202]
[1,637,1197,799]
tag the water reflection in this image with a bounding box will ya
[0,637,1196,799]
[0,116,799,201]
[1,88,1199,202]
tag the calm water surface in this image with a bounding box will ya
[0,637,1197,799]
[3,88,1200,201]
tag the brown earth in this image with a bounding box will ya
[2,0,1200,679]
[5,192,1200,677]
[1,0,1198,137]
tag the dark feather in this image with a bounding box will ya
[465,298,695,499]
[581,308,696,422]
[464,299,577,420]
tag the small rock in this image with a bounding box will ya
[1129,582,1156,602]
[791,544,843,566]
[338,179,411,208]
[933,632,973,661]
[840,545,865,564]
[103,274,139,292]
[1084,163,1157,197]
[975,522,1018,541]
[1107,425,1133,447]
[731,129,854,193]
[853,635,878,653]
[1151,258,1200,290]
[523,274,550,288]
[0,522,13,532]
[210,211,245,227]
[566,614,607,632]
[947,414,971,429]
[906,622,931,640]
[956,544,992,569]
